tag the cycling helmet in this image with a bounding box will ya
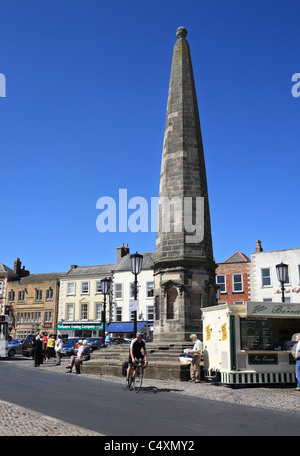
[136,331,144,338]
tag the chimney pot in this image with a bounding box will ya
[256,240,263,253]
[117,244,130,262]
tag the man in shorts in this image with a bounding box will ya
[126,332,148,385]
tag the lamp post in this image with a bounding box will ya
[101,277,111,347]
[130,252,143,336]
[276,262,289,303]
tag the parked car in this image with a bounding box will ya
[8,338,24,357]
[122,338,133,344]
[73,337,103,355]
[110,337,125,345]
[61,337,81,356]
[22,334,36,357]
[85,337,103,351]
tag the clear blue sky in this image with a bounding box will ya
[0,0,299,273]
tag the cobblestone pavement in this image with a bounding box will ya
[1,355,299,436]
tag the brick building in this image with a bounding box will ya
[1,258,30,332]
[0,264,17,315]
[7,271,62,339]
[216,252,251,305]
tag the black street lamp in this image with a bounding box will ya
[130,252,143,335]
[276,262,289,303]
[101,277,111,347]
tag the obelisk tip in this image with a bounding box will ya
[176,27,187,39]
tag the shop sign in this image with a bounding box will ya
[247,302,300,317]
[56,323,103,330]
[129,300,139,312]
[205,325,211,341]
[221,323,227,340]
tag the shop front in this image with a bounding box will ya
[56,321,106,339]
[202,302,300,386]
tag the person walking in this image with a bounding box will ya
[47,334,56,361]
[41,332,48,361]
[295,334,300,391]
[188,334,203,383]
[55,334,64,365]
[32,335,43,367]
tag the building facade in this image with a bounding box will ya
[0,263,17,316]
[7,272,61,339]
[216,252,251,305]
[57,263,114,338]
[111,251,155,340]
[250,241,300,303]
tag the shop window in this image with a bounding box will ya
[240,317,300,351]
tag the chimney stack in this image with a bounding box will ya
[14,258,30,278]
[256,240,263,253]
[117,243,130,262]
[14,258,21,275]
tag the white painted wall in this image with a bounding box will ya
[250,248,300,303]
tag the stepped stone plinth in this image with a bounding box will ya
[82,341,194,381]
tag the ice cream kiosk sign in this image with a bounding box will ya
[247,302,300,317]
[202,302,299,386]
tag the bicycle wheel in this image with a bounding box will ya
[133,367,144,393]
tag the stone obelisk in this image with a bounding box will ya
[153,27,217,342]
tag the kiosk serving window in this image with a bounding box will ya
[240,317,300,351]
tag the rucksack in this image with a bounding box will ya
[122,361,128,376]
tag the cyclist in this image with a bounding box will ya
[126,331,148,385]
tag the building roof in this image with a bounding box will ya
[0,264,17,277]
[223,252,250,263]
[9,272,64,284]
[114,252,155,272]
[65,264,115,277]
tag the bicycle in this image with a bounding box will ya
[127,361,144,393]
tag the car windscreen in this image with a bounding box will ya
[64,338,79,344]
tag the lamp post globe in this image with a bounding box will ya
[130,252,143,335]
[276,262,289,303]
[101,277,111,347]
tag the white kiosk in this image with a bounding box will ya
[202,302,300,386]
